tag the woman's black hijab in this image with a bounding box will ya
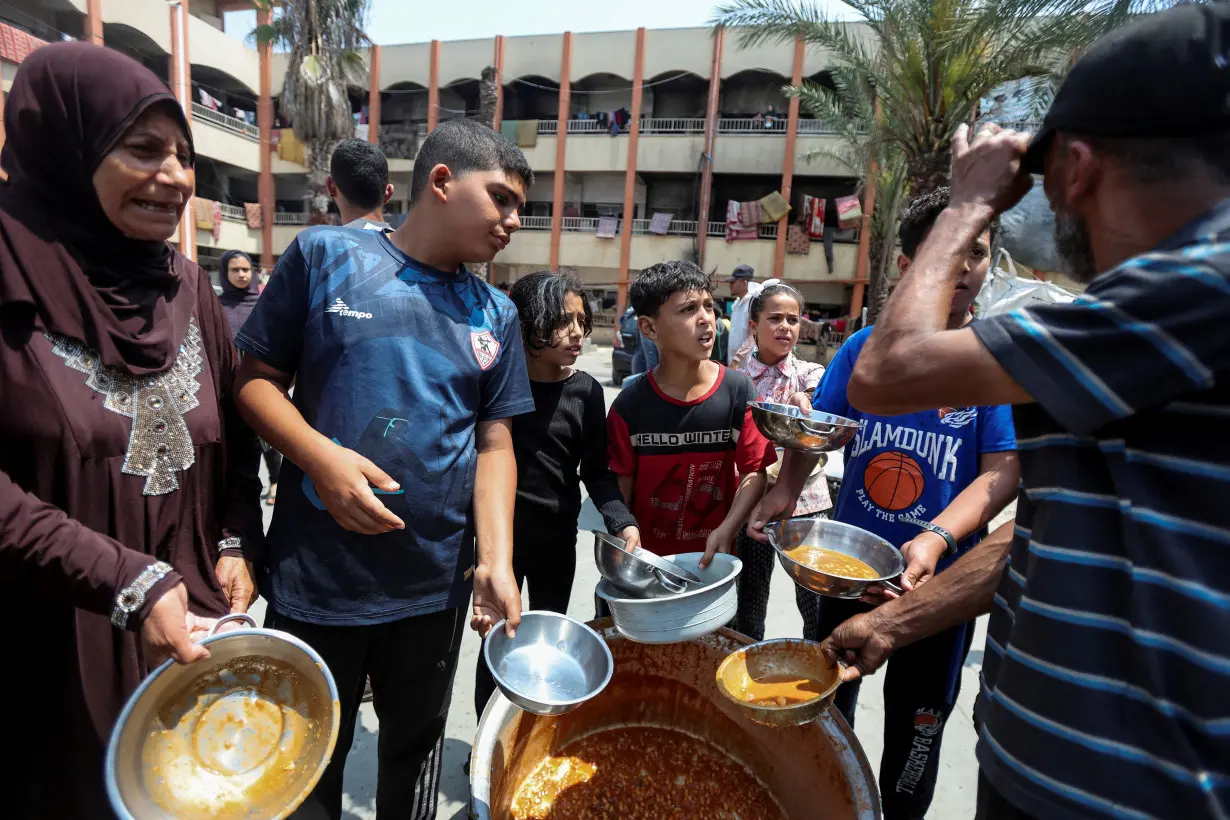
[0,42,198,377]
[218,249,259,340]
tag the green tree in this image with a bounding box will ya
[254,0,371,221]
[713,0,1188,318]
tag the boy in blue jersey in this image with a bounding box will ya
[749,189,1019,820]
[232,120,535,820]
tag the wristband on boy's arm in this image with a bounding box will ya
[898,516,958,558]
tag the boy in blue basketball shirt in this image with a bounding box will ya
[232,120,534,820]
[749,189,1019,820]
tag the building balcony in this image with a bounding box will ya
[497,216,859,290]
[189,108,308,175]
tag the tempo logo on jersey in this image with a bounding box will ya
[471,330,500,370]
[325,298,373,319]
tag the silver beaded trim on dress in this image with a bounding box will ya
[46,316,203,496]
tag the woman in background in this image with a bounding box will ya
[219,248,281,504]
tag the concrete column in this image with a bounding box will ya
[367,44,381,146]
[773,35,805,279]
[616,27,647,317]
[85,0,103,45]
[549,32,573,271]
[851,95,881,319]
[427,40,440,132]
[492,35,505,131]
[696,27,724,270]
[170,0,194,262]
[257,5,274,271]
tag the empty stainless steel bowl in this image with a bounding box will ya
[768,518,904,599]
[751,401,859,454]
[483,611,614,716]
[593,530,703,597]
[106,614,340,820]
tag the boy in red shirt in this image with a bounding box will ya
[607,261,775,564]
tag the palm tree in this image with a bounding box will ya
[254,0,371,221]
[713,0,1195,318]
[469,66,501,281]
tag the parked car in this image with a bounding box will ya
[611,312,639,386]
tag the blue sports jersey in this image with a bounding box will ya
[814,327,1016,558]
[235,227,534,625]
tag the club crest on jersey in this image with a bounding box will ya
[471,330,500,370]
[938,407,978,429]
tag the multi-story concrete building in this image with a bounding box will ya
[0,0,1000,316]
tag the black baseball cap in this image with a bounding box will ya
[727,264,755,282]
[1025,3,1230,173]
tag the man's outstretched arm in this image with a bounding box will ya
[822,519,1014,682]
[848,125,1034,415]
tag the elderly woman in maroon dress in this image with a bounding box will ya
[0,43,263,816]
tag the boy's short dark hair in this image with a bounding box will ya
[898,186,1000,258]
[330,139,389,211]
[629,260,713,318]
[410,119,534,203]
[509,270,594,351]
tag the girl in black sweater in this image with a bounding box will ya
[473,271,639,717]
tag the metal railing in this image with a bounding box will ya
[274,212,308,225]
[192,103,259,140]
[518,215,552,230]
[705,221,777,239]
[530,117,839,137]
[567,120,609,134]
[717,118,839,135]
[561,216,601,232]
[630,218,700,236]
[640,118,705,135]
[217,203,246,222]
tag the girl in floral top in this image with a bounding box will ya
[733,283,831,642]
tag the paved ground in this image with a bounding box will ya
[254,344,1003,819]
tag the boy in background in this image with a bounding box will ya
[233,119,534,820]
[748,188,1018,820]
[608,261,776,567]
[327,137,394,231]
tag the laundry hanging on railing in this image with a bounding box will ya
[596,216,619,239]
[802,195,826,238]
[786,225,810,255]
[244,202,262,229]
[210,201,223,242]
[274,129,306,165]
[649,212,673,235]
[197,87,222,111]
[760,191,791,223]
[500,120,518,143]
[725,200,757,242]
[836,195,863,229]
[739,200,765,227]
[192,198,216,231]
[516,120,538,148]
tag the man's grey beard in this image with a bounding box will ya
[1053,209,1098,284]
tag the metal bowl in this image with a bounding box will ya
[767,518,904,599]
[106,614,340,820]
[595,553,742,644]
[593,530,703,597]
[751,401,859,454]
[716,638,843,728]
[484,611,614,716]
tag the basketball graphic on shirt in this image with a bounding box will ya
[864,451,925,511]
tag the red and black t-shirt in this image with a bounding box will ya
[607,366,777,555]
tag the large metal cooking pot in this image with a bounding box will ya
[470,621,880,819]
